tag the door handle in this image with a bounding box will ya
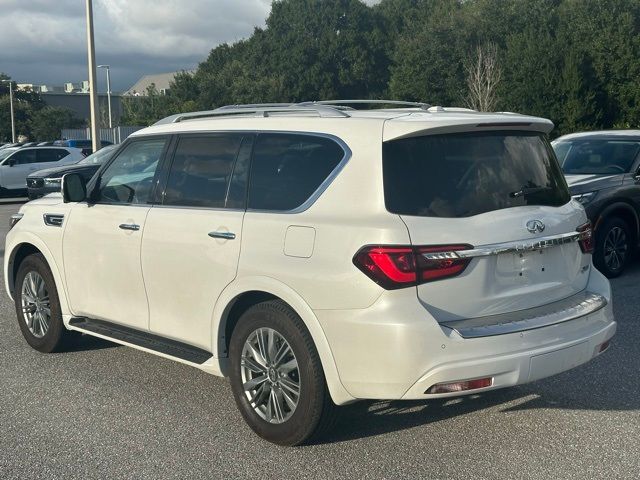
[119,223,140,231]
[208,231,236,240]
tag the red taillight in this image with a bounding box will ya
[426,377,493,394]
[353,244,472,289]
[577,222,594,254]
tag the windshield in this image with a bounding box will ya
[383,131,570,218]
[555,139,640,175]
[0,148,17,162]
[78,144,117,165]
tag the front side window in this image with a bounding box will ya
[248,134,345,211]
[554,139,640,175]
[164,134,243,208]
[97,138,167,204]
[9,149,37,165]
[383,131,570,218]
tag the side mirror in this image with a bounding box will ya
[62,173,87,203]
[6,159,16,167]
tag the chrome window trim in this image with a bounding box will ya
[422,230,587,260]
[441,291,607,338]
[245,131,352,215]
[131,130,352,214]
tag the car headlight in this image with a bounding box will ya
[9,213,23,230]
[572,191,597,205]
[43,177,63,187]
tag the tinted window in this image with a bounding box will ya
[37,148,69,163]
[555,139,640,174]
[383,131,570,218]
[164,135,243,208]
[10,149,37,165]
[78,144,118,165]
[248,134,344,211]
[98,138,167,204]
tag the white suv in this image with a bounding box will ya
[4,101,616,446]
[0,146,84,195]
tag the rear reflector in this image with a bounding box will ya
[426,377,493,394]
[577,222,594,254]
[353,244,472,290]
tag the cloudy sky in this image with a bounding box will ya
[0,0,291,92]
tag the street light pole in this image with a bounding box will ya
[1,80,16,143]
[97,65,112,129]
[85,0,101,152]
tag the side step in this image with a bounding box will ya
[69,317,213,364]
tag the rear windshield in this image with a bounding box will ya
[554,139,640,174]
[383,131,570,218]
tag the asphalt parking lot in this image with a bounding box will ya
[0,200,638,480]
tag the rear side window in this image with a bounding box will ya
[164,134,243,208]
[248,134,345,211]
[383,131,570,218]
[37,148,69,163]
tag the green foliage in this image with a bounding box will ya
[15,0,635,136]
[31,106,84,141]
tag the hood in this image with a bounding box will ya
[24,192,64,207]
[28,163,99,179]
[565,174,624,194]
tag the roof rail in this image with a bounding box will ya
[298,99,431,110]
[154,104,350,125]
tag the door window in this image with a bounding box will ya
[248,134,345,211]
[163,134,243,208]
[8,149,37,165]
[37,149,70,163]
[97,138,167,204]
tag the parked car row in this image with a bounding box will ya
[5,101,616,446]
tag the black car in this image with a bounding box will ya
[27,144,118,200]
[553,130,640,277]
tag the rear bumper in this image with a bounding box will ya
[316,267,615,402]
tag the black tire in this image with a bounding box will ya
[14,253,70,353]
[593,217,632,278]
[229,299,337,446]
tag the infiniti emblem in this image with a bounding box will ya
[526,219,545,234]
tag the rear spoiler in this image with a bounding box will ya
[383,113,554,142]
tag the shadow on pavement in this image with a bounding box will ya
[64,332,121,353]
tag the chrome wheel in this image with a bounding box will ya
[20,271,51,338]
[603,226,628,272]
[241,327,300,424]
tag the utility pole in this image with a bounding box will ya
[85,0,101,152]
[98,65,113,128]
[1,80,16,143]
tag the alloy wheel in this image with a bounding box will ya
[21,271,51,338]
[603,226,628,273]
[240,327,300,424]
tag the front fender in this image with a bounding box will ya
[5,231,71,315]
[211,276,356,405]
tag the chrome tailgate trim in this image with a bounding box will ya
[441,291,607,339]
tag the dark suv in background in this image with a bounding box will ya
[553,130,640,277]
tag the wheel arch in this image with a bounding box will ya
[596,201,639,246]
[6,235,70,314]
[211,277,355,405]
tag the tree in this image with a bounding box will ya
[464,43,502,112]
[30,106,83,141]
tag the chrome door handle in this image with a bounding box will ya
[119,223,140,231]
[208,231,236,240]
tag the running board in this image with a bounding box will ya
[68,317,213,364]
